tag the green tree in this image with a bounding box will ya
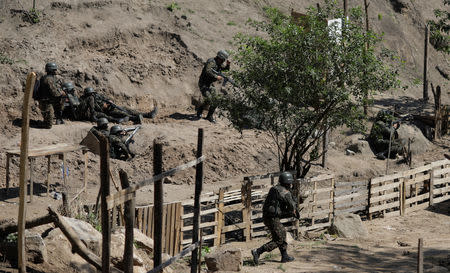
[220,1,399,177]
[427,0,449,54]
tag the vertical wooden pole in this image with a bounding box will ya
[329,178,335,221]
[367,178,372,220]
[322,130,329,168]
[400,178,405,216]
[197,230,203,273]
[429,168,434,206]
[191,128,204,273]
[119,170,134,273]
[417,238,423,273]
[29,158,34,203]
[215,188,225,247]
[153,142,163,272]
[46,155,51,196]
[18,72,36,273]
[241,180,252,242]
[363,0,370,115]
[423,25,429,102]
[5,154,10,196]
[408,138,412,167]
[83,150,88,192]
[434,86,442,139]
[343,0,347,18]
[99,134,111,273]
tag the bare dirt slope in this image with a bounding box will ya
[0,0,449,272]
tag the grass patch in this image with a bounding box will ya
[277,264,286,272]
[227,21,237,26]
[0,53,14,65]
[167,2,180,12]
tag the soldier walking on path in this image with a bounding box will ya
[36,62,65,128]
[196,50,231,123]
[252,172,299,265]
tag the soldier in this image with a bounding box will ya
[108,125,134,160]
[196,50,231,123]
[251,172,298,265]
[61,82,81,120]
[368,110,404,160]
[89,118,110,139]
[36,62,65,128]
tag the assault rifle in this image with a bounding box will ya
[124,125,141,146]
[94,93,129,113]
[211,69,238,87]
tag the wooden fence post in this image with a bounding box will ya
[417,238,423,273]
[191,128,204,273]
[322,130,329,168]
[215,188,225,247]
[120,169,134,273]
[18,72,36,273]
[153,142,163,272]
[429,168,434,206]
[423,25,429,102]
[241,179,252,242]
[367,178,372,220]
[343,0,347,18]
[99,134,111,273]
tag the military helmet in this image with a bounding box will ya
[110,125,123,135]
[216,50,229,60]
[62,82,74,92]
[97,118,108,129]
[84,87,95,95]
[45,62,58,73]
[279,172,294,185]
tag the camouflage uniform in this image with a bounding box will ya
[37,74,63,128]
[89,126,109,139]
[197,57,230,119]
[109,134,132,160]
[369,112,404,159]
[260,184,297,253]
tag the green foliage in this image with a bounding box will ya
[0,53,14,65]
[29,8,40,24]
[277,264,286,272]
[167,2,180,12]
[220,0,400,176]
[6,233,18,243]
[201,246,211,257]
[378,14,382,20]
[227,21,237,26]
[412,78,422,85]
[427,0,449,54]
[76,212,101,232]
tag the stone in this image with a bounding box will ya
[25,231,47,264]
[329,213,368,239]
[397,124,431,154]
[110,231,144,267]
[347,140,371,154]
[345,149,356,156]
[205,247,242,272]
[63,216,102,256]
[133,228,154,254]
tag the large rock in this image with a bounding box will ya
[397,124,432,154]
[116,227,154,254]
[63,216,102,256]
[25,231,47,264]
[345,134,372,154]
[110,231,144,268]
[205,247,242,272]
[329,213,368,239]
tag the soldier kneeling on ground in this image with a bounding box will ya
[252,172,299,265]
[368,110,405,160]
[108,125,134,161]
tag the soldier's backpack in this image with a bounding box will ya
[32,78,42,100]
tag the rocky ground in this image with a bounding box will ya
[0,0,449,272]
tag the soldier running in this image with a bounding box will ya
[251,172,298,265]
[196,50,231,123]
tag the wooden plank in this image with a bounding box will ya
[222,222,246,233]
[370,182,400,194]
[251,222,266,229]
[434,176,450,186]
[106,191,134,210]
[6,143,87,157]
[335,181,367,187]
[369,192,399,203]
[137,208,143,232]
[301,209,332,218]
[175,203,182,254]
[251,230,269,237]
[403,165,431,177]
[181,208,218,219]
[181,221,218,232]
[369,201,400,213]
[303,187,334,195]
[301,222,331,231]
[334,187,367,197]
[433,195,450,203]
[310,174,334,182]
[430,159,450,167]
[429,168,435,206]
[216,188,225,247]
[405,202,429,213]
[143,207,149,237]
[222,203,244,213]
[404,173,431,185]
[405,194,429,205]
[334,190,368,202]
[334,199,367,209]
[181,234,217,245]
[371,173,403,184]
[181,195,218,206]
[434,167,450,176]
[433,185,450,195]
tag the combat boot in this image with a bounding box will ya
[280,249,294,263]
[251,247,264,265]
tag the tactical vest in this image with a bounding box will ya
[263,185,291,218]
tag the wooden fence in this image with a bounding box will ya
[93,158,450,268]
